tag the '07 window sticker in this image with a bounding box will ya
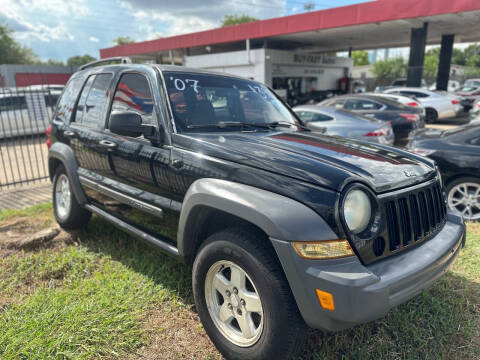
[171,77,200,93]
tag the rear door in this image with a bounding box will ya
[67,72,114,179]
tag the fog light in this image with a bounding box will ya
[292,240,354,260]
[316,289,335,311]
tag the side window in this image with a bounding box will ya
[83,74,113,127]
[0,95,26,111]
[401,91,428,98]
[345,99,382,110]
[332,99,345,109]
[75,76,95,123]
[111,73,155,126]
[312,113,334,122]
[54,77,84,123]
[295,111,314,122]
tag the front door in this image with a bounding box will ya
[98,71,177,240]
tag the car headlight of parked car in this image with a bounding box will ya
[343,188,372,234]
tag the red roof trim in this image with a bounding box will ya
[100,0,480,58]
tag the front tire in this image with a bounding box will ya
[192,227,307,360]
[53,165,91,230]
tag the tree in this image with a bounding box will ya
[0,23,38,64]
[372,57,407,84]
[423,53,438,81]
[351,51,369,66]
[221,14,259,27]
[66,54,96,68]
[41,59,65,66]
[113,36,135,46]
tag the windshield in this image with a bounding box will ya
[458,86,479,92]
[163,71,299,132]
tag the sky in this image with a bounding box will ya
[0,0,368,62]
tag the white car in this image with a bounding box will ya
[428,80,461,92]
[0,88,61,139]
[365,92,425,114]
[383,87,463,123]
[465,79,480,88]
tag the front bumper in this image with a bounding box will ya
[271,212,465,332]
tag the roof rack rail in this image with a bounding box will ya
[79,56,132,70]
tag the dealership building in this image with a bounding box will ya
[100,0,480,100]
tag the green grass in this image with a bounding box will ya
[0,202,52,221]
[0,203,478,360]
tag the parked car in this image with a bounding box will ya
[407,123,480,221]
[366,92,425,112]
[429,80,461,92]
[471,99,480,119]
[455,86,480,111]
[392,78,429,88]
[293,105,395,145]
[0,88,62,139]
[47,61,465,360]
[375,78,428,93]
[464,79,480,88]
[318,94,425,142]
[384,87,463,123]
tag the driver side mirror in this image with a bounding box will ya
[109,111,162,144]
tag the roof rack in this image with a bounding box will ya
[79,56,132,70]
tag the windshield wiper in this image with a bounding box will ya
[187,121,310,131]
[186,122,266,129]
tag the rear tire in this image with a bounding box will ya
[192,227,307,360]
[425,108,438,124]
[53,165,91,230]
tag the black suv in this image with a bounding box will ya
[47,59,466,360]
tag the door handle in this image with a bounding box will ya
[98,140,118,149]
[63,130,76,138]
[171,159,184,169]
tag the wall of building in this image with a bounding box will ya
[0,64,74,87]
[184,48,352,90]
[184,49,267,83]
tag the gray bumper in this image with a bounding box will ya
[270,212,466,332]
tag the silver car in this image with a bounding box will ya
[293,105,395,145]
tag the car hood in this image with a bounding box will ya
[177,131,436,193]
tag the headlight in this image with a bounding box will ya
[343,189,372,234]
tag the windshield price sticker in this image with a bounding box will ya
[171,77,200,93]
[247,85,269,99]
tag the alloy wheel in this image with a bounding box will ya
[55,174,71,220]
[204,260,264,347]
[447,182,480,221]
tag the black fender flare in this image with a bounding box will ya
[48,142,87,205]
[177,178,338,258]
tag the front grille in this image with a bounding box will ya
[382,180,446,258]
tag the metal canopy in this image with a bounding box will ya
[100,0,480,60]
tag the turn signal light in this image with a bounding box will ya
[316,289,335,311]
[292,240,354,260]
